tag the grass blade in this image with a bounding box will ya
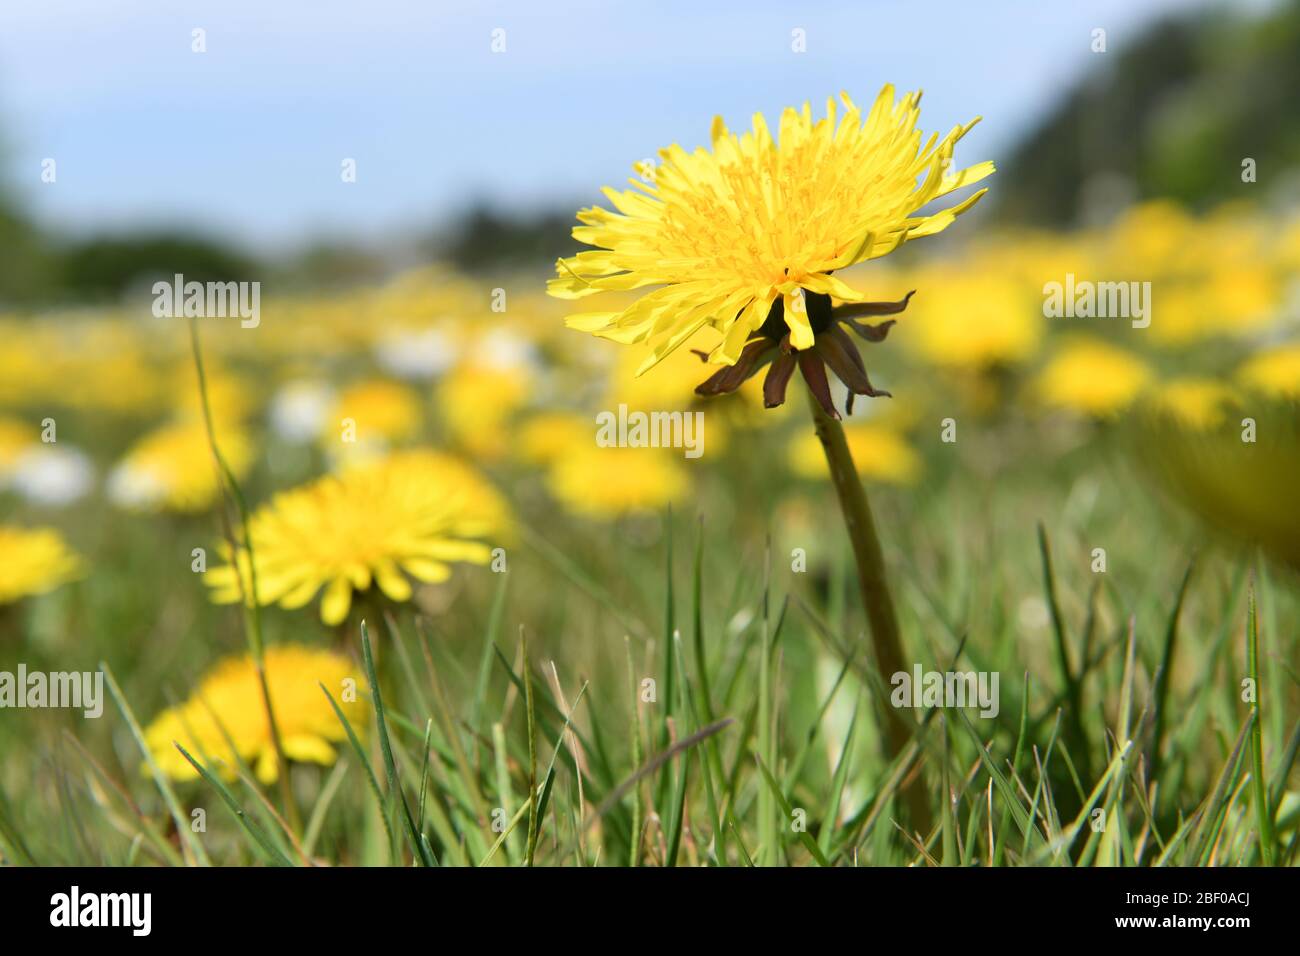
[753,752,830,866]
[360,620,435,866]
[100,662,211,866]
[1246,577,1275,865]
[173,744,293,867]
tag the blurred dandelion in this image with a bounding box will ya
[143,644,365,783]
[0,416,36,479]
[903,264,1042,371]
[788,423,920,485]
[206,450,508,625]
[0,525,82,604]
[327,379,422,447]
[1238,342,1300,400]
[546,444,688,519]
[516,412,592,465]
[108,420,253,513]
[437,362,532,461]
[1149,377,1237,431]
[1031,337,1151,418]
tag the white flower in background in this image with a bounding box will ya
[269,381,336,443]
[375,326,459,380]
[106,460,166,510]
[9,445,95,506]
[473,328,536,372]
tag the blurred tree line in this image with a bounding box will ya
[0,206,392,308]
[995,0,1300,226]
[1,0,1295,306]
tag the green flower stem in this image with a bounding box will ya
[808,390,931,835]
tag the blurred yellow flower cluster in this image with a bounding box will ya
[866,199,1299,425]
[0,199,1293,545]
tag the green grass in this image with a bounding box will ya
[3,479,1297,865]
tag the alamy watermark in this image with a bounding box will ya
[0,664,103,718]
[890,665,1000,718]
[595,404,704,459]
[152,273,260,328]
[1043,273,1150,329]
[50,886,151,936]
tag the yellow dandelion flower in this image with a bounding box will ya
[549,85,993,417]
[1031,338,1152,418]
[546,446,688,519]
[1280,216,1300,271]
[0,417,36,474]
[788,424,921,485]
[1204,264,1280,335]
[0,525,82,604]
[328,379,423,445]
[1146,284,1210,347]
[1105,200,1195,275]
[516,413,592,464]
[108,420,253,513]
[143,644,365,783]
[0,325,53,408]
[206,450,508,625]
[1237,344,1300,400]
[173,365,255,427]
[1150,378,1237,431]
[437,364,531,461]
[903,265,1041,369]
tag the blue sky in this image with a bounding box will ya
[0,0,1228,252]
